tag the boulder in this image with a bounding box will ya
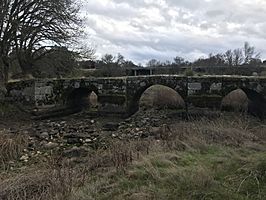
[43,142,59,150]
[40,132,49,139]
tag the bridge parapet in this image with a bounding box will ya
[7,77,128,114]
[6,79,35,105]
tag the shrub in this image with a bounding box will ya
[184,68,194,76]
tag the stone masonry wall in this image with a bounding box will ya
[6,75,266,115]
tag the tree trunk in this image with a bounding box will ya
[0,57,8,99]
[0,72,6,99]
[18,55,34,79]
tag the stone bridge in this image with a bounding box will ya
[6,75,266,117]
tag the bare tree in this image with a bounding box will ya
[95,54,131,77]
[224,50,233,66]
[116,53,125,67]
[101,54,115,64]
[0,0,16,94]
[146,59,161,67]
[14,0,81,75]
[162,60,172,66]
[0,0,82,93]
[209,53,225,66]
[173,56,185,66]
[243,42,260,65]
[233,48,243,66]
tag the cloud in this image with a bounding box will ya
[81,0,266,64]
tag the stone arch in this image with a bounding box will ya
[65,85,99,109]
[221,89,249,112]
[241,88,266,118]
[221,87,266,118]
[127,84,186,115]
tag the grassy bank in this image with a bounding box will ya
[0,114,266,200]
[74,146,265,200]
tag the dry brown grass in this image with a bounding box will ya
[157,115,264,151]
[1,113,265,200]
[0,155,88,200]
[71,114,266,200]
[72,140,266,200]
[0,168,86,200]
[0,133,28,169]
[86,140,151,172]
[0,140,152,200]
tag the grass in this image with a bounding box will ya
[0,114,266,200]
[71,115,266,200]
[0,133,28,170]
[73,146,266,200]
[0,161,88,200]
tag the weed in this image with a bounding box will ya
[0,133,28,169]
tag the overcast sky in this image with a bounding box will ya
[81,0,266,64]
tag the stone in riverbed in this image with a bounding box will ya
[84,138,92,143]
[66,138,82,144]
[62,147,88,158]
[40,132,49,139]
[20,155,29,162]
[149,127,161,137]
[43,142,59,150]
[63,133,87,139]
[103,122,119,131]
